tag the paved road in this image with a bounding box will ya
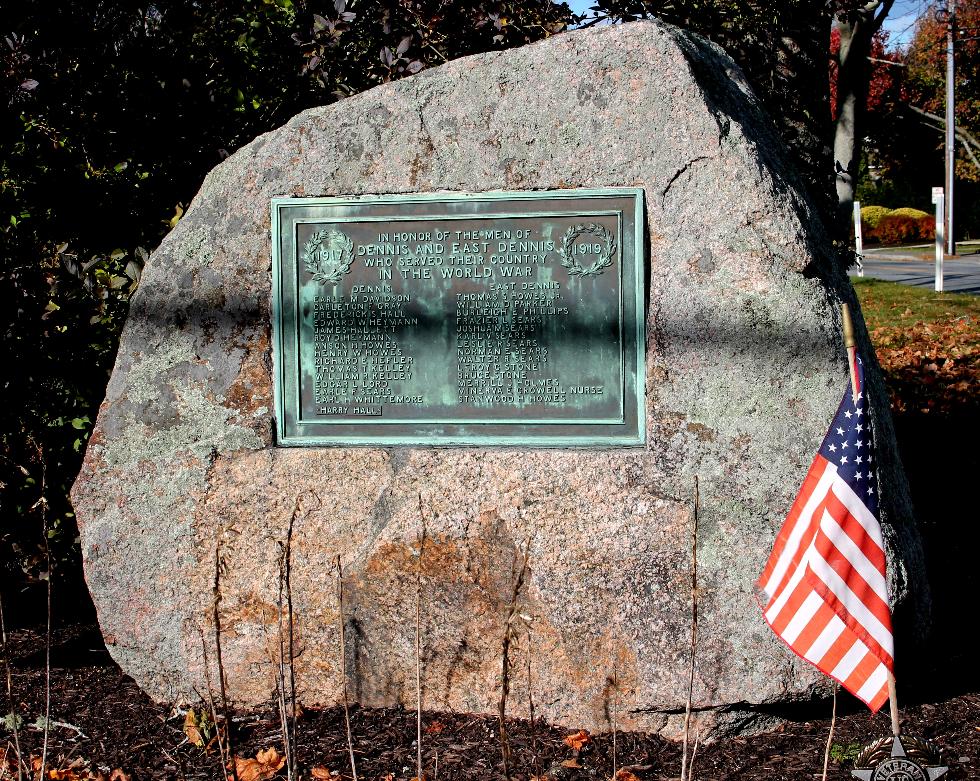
[849,255,980,294]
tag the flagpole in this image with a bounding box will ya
[841,302,901,738]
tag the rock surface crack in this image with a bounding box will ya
[660,155,712,207]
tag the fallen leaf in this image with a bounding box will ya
[563,729,591,751]
[109,771,132,781]
[234,747,286,781]
[46,769,93,781]
[424,720,445,734]
[184,708,204,747]
[167,204,185,229]
[614,770,641,781]
[561,757,582,768]
[310,768,333,779]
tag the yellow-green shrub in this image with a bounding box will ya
[861,205,891,229]
[890,207,930,220]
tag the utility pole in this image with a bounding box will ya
[945,1,956,256]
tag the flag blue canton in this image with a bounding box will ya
[817,357,878,516]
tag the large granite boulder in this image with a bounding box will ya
[72,20,927,737]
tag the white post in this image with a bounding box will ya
[853,200,864,277]
[945,3,956,257]
[932,186,945,293]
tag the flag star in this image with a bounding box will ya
[868,455,873,463]
[840,456,848,464]
[836,427,845,436]
[867,486,874,496]
[844,410,852,418]
[856,423,863,432]
[855,472,863,480]
[842,440,849,449]
[856,407,864,417]
[855,455,863,464]
[857,391,863,400]
[855,440,864,449]
[828,443,837,452]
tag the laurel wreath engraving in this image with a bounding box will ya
[558,223,617,277]
[303,229,354,285]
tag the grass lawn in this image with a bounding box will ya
[854,277,980,331]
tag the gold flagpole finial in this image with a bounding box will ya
[841,302,861,406]
[841,302,857,350]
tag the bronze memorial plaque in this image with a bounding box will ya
[271,189,645,446]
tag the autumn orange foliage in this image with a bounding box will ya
[872,315,978,416]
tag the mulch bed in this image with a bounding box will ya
[2,624,977,781]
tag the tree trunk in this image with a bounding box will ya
[833,1,894,237]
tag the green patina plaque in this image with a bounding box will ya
[272,189,645,446]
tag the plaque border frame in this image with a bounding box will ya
[271,188,646,447]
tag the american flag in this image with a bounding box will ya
[757,355,894,711]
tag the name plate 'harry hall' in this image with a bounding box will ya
[271,189,645,446]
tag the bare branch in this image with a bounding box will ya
[907,104,980,150]
[498,537,532,781]
[33,440,52,781]
[211,539,238,781]
[904,104,980,171]
[416,493,427,781]
[961,138,980,173]
[822,685,839,781]
[336,555,359,781]
[198,627,230,780]
[870,0,896,35]
[680,475,700,781]
[213,543,237,781]
[1,596,24,781]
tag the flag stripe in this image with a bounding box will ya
[782,592,824,645]
[830,638,869,682]
[856,663,889,705]
[843,650,881,696]
[815,512,891,618]
[794,602,838,657]
[813,621,857,674]
[803,613,846,664]
[759,459,836,598]
[807,554,894,660]
[824,491,887,576]
[817,507,888,601]
[766,570,812,635]
[832,480,886,551]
